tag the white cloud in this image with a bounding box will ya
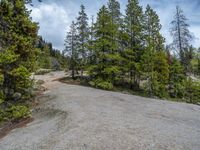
[29,2,70,50]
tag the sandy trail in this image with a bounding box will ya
[0,71,200,150]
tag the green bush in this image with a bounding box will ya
[7,105,31,120]
[89,78,113,90]
[10,66,32,90]
[0,109,8,122]
[184,78,200,104]
[0,105,31,123]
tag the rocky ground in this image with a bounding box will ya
[0,71,200,150]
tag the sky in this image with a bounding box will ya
[28,0,200,50]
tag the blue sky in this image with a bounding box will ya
[29,0,200,50]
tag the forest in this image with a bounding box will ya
[0,0,200,123]
[64,1,200,102]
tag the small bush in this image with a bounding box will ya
[97,81,113,90]
[7,105,31,120]
[89,78,113,90]
[184,79,200,104]
[0,105,31,123]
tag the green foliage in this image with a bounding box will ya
[0,49,19,65]
[10,66,31,91]
[89,78,113,90]
[0,74,4,104]
[37,36,67,70]
[169,58,186,98]
[64,3,200,104]
[140,5,169,98]
[184,78,200,104]
[76,5,89,76]
[0,0,38,122]
[65,21,79,79]
[0,74,4,86]
[88,5,122,85]
[0,91,4,105]
[141,50,169,98]
[7,105,31,120]
[0,105,30,122]
[123,0,144,89]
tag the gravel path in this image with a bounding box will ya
[0,71,200,150]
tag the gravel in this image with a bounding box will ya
[0,71,200,150]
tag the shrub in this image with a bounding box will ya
[10,66,32,90]
[7,105,31,120]
[89,78,113,90]
[0,105,31,123]
[184,78,200,104]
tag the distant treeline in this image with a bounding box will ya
[36,36,68,71]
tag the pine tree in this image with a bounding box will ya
[107,0,121,25]
[143,5,165,51]
[168,58,185,98]
[107,0,124,82]
[154,51,169,97]
[88,5,121,90]
[124,0,143,90]
[141,5,169,97]
[107,0,121,50]
[87,15,95,66]
[64,21,78,79]
[76,4,89,77]
[36,37,51,69]
[0,0,38,102]
[170,6,193,72]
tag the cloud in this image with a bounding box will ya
[28,2,70,50]
[28,0,200,50]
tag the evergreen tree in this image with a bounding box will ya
[107,0,121,50]
[143,5,165,51]
[124,0,143,90]
[154,51,169,97]
[107,0,124,82]
[64,21,78,79]
[141,5,169,97]
[0,0,38,102]
[36,37,51,69]
[88,5,121,90]
[168,58,185,98]
[170,6,193,72]
[107,0,121,25]
[76,4,89,77]
[87,15,96,66]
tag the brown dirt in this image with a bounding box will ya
[0,117,34,139]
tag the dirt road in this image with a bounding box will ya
[0,71,200,150]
